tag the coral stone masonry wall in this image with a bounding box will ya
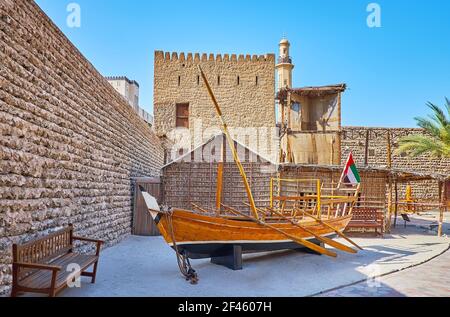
[0,0,164,295]
[342,127,450,174]
[342,127,450,199]
[154,50,277,162]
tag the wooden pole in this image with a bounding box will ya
[386,130,392,168]
[317,179,322,219]
[286,93,293,163]
[336,92,342,165]
[386,176,393,233]
[215,163,224,214]
[191,203,210,214]
[438,181,445,237]
[280,99,286,163]
[269,178,274,209]
[394,179,398,228]
[337,92,342,131]
[364,129,370,166]
[215,137,225,214]
[199,66,259,220]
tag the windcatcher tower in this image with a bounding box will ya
[276,38,346,165]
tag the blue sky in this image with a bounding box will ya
[35,0,450,127]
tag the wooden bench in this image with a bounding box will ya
[11,224,104,297]
[346,208,384,236]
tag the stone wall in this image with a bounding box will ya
[153,50,278,162]
[0,0,164,295]
[342,127,450,200]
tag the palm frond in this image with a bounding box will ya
[446,97,450,117]
[414,116,441,138]
[426,102,449,128]
[397,98,450,158]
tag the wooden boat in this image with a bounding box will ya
[141,66,363,282]
[145,204,353,260]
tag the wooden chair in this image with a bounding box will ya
[11,224,104,297]
[346,208,384,237]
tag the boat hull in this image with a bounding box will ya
[169,236,335,259]
[150,208,352,259]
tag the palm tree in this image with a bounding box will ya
[396,98,450,158]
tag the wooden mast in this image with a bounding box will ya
[215,136,225,214]
[198,66,259,220]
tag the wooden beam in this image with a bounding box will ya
[337,92,342,131]
[386,176,393,233]
[394,179,398,228]
[215,137,225,214]
[191,203,210,214]
[215,162,224,214]
[199,66,259,220]
[364,129,370,166]
[438,181,445,237]
[386,130,392,168]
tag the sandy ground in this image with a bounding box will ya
[58,212,449,297]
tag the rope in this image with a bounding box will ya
[166,209,199,285]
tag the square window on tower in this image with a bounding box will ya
[175,103,189,128]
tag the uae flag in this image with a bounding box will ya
[340,153,361,185]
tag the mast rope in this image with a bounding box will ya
[166,209,199,285]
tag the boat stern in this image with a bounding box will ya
[139,186,163,223]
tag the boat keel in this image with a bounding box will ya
[210,245,243,271]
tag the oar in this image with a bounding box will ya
[300,209,363,251]
[221,204,337,258]
[191,202,210,214]
[262,206,357,254]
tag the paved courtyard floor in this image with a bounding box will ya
[317,212,450,297]
[59,212,449,297]
[317,245,450,297]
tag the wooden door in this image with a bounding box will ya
[132,177,162,236]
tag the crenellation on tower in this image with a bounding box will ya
[156,50,276,63]
[155,50,164,60]
[265,54,275,62]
